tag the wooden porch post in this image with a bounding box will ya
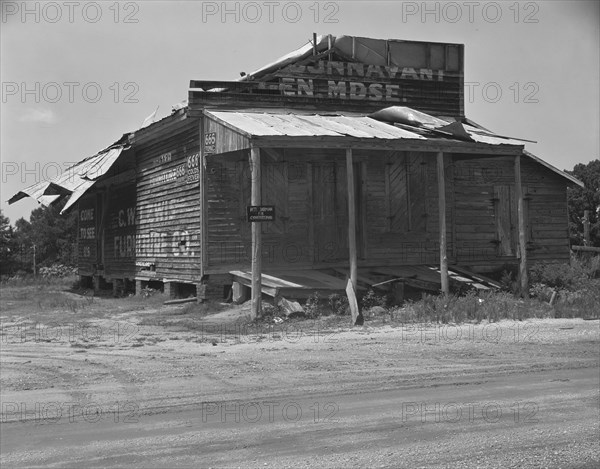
[515,154,528,297]
[250,145,262,319]
[346,148,357,290]
[437,151,449,296]
[583,210,590,246]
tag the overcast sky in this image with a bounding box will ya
[1,0,599,223]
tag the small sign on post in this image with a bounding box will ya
[247,205,275,222]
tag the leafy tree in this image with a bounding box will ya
[7,200,78,274]
[0,210,17,275]
[28,200,77,268]
[567,159,600,247]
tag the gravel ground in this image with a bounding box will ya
[1,295,599,468]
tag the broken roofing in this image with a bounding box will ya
[239,34,460,82]
[8,144,129,214]
[7,35,584,212]
[8,104,583,214]
[205,107,530,147]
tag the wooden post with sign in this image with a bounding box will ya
[515,154,528,297]
[250,146,262,319]
[437,151,449,297]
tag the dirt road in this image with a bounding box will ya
[1,299,599,468]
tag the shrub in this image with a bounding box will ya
[38,263,77,278]
[528,256,600,316]
[394,290,558,324]
[360,289,387,311]
[500,268,519,294]
[304,291,321,319]
[261,302,279,318]
[328,293,349,316]
[139,287,160,298]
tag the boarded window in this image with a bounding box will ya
[384,155,427,233]
[494,185,514,256]
[494,185,530,256]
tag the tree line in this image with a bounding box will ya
[1,200,77,276]
[1,159,598,277]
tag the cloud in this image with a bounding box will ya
[19,108,57,124]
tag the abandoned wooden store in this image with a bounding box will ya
[9,34,583,306]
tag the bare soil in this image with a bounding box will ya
[1,287,599,468]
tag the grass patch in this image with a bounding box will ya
[391,291,553,324]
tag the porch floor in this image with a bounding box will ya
[230,265,501,300]
[230,270,348,299]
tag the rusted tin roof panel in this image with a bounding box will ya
[59,180,97,214]
[8,146,127,212]
[206,111,427,140]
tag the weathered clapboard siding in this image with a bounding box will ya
[521,157,570,261]
[204,117,250,155]
[205,153,248,270]
[135,118,201,282]
[452,155,570,268]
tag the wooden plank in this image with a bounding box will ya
[572,245,600,253]
[494,185,514,256]
[384,162,392,232]
[360,161,368,258]
[232,269,347,290]
[515,154,528,296]
[200,118,207,277]
[306,162,315,263]
[250,146,262,319]
[438,151,449,296]
[449,265,502,288]
[346,279,362,326]
[346,148,358,291]
[371,266,438,286]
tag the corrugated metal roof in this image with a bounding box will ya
[206,109,583,187]
[206,109,530,146]
[207,111,427,140]
[8,146,127,213]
